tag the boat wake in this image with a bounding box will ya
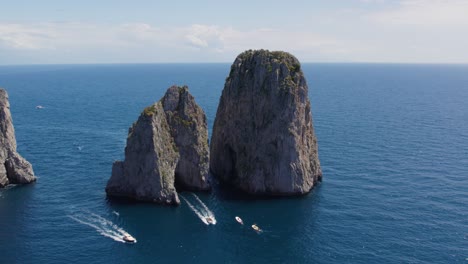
[68,211,135,243]
[181,193,216,225]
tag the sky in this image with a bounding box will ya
[0,0,467,64]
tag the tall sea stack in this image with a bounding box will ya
[0,88,36,187]
[105,86,210,205]
[210,50,322,195]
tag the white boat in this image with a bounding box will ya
[235,216,244,225]
[251,224,261,232]
[123,234,136,243]
[36,105,44,109]
[206,217,214,224]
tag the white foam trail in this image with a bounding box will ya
[181,196,209,225]
[68,211,134,243]
[191,193,216,224]
[89,212,130,235]
[68,215,124,242]
[191,193,211,214]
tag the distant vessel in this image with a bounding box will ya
[36,105,44,109]
[235,216,243,225]
[251,224,261,232]
[206,217,214,224]
[123,234,136,243]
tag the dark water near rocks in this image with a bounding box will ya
[0,63,467,264]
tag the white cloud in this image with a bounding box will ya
[0,23,121,51]
[0,22,342,63]
[0,23,56,50]
[368,0,468,26]
[0,13,467,64]
[185,24,223,49]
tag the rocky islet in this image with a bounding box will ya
[0,88,36,188]
[105,85,210,205]
[209,50,322,195]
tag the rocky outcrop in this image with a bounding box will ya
[162,86,210,191]
[210,50,322,195]
[0,88,36,188]
[105,102,180,204]
[106,86,210,205]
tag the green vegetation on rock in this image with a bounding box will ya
[143,105,157,116]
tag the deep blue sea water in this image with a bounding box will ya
[0,63,467,264]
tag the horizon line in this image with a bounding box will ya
[1,61,468,67]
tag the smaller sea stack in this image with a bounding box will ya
[105,85,210,205]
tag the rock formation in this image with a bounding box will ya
[0,88,36,188]
[106,86,210,205]
[210,50,322,195]
[161,86,210,191]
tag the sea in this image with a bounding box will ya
[0,63,467,264]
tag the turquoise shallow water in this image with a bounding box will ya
[0,63,467,263]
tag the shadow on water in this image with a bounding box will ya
[105,195,154,206]
[209,172,323,203]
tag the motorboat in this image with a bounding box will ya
[235,216,244,225]
[36,105,44,109]
[206,217,214,224]
[123,234,136,243]
[251,224,261,232]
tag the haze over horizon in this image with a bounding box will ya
[1,0,467,65]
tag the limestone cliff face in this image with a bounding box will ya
[210,50,322,195]
[0,88,36,188]
[162,86,210,191]
[106,86,210,205]
[106,102,180,205]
